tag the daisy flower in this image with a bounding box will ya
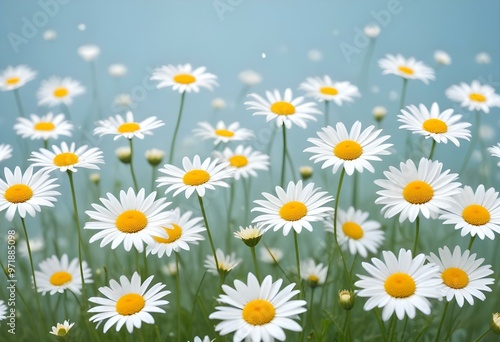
[204,249,241,275]
[239,70,262,86]
[14,112,73,141]
[245,88,322,129]
[427,246,494,307]
[299,75,360,105]
[35,254,92,295]
[209,272,307,341]
[375,158,461,223]
[88,272,170,333]
[234,225,265,247]
[378,54,435,84]
[214,145,270,180]
[49,320,75,336]
[355,248,442,321]
[77,44,100,62]
[260,247,283,264]
[0,144,12,163]
[191,337,212,342]
[398,103,471,146]
[0,300,6,321]
[488,143,500,166]
[0,65,37,91]
[156,155,233,198]
[252,180,333,236]
[150,63,218,93]
[324,207,384,258]
[446,80,500,113]
[29,141,104,173]
[193,121,254,145]
[37,76,85,107]
[84,188,171,252]
[304,121,392,176]
[94,111,164,140]
[300,259,327,288]
[146,208,206,258]
[0,166,60,221]
[439,184,500,240]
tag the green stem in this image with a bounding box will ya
[242,178,251,225]
[413,216,420,255]
[197,195,222,284]
[390,317,398,341]
[151,166,156,193]
[175,254,182,342]
[280,125,287,188]
[434,301,449,342]
[343,310,351,342]
[460,111,480,174]
[43,139,49,150]
[250,246,260,281]
[467,235,476,250]
[293,231,302,291]
[226,181,235,251]
[399,78,408,110]
[324,100,330,127]
[333,169,351,285]
[285,148,298,182]
[169,92,186,164]
[374,308,388,342]
[472,329,491,342]
[13,88,25,117]
[128,139,139,191]
[358,38,376,90]
[352,172,359,208]
[428,139,437,160]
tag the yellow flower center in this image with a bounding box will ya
[53,87,69,98]
[49,271,72,286]
[403,180,434,204]
[307,275,319,283]
[215,129,234,137]
[279,201,307,221]
[398,66,414,75]
[342,221,364,240]
[56,328,68,337]
[53,152,79,167]
[229,155,248,168]
[118,122,140,133]
[384,272,416,298]
[173,74,196,84]
[154,224,183,244]
[6,77,20,85]
[115,210,148,233]
[4,184,33,204]
[270,101,296,116]
[34,122,56,131]
[422,118,448,134]
[334,140,363,160]
[442,267,469,289]
[183,169,210,186]
[469,93,486,103]
[242,299,276,325]
[320,86,339,96]
[116,293,145,316]
[462,204,490,226]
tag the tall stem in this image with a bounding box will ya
[280,125,287,188]
[434,301,449,342]
[226,181,235,251]
[399,78,408,111]
[413,216,420,255]
[467,236,476,250]
[197,195,222,283]
[333,169,351,285]
[460,111,480,174]
[169,92,186,164]
[428,139,437,160]
[128,139,139,191]
[175,254,182,342]
[13,88,25,117]
[324,100,330,127]
[293,231,302,290]
[250,246,260,281]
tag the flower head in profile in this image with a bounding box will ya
[446,80,500,113]
[378,54,435,84]
[260,247,283,264]
[14,112,73,141]
[37,76,85,107]
[0,144,12,163]
[239,70,262,86]
[489,143,500,167]
[77,44,100,62]
[94,111,164,140]
[49,320,75,336]
[204,249,241,275]
[150,63,218,93]
[234,225,265,247]
[245,88,322,129]
[300,259,327,288]
[434,50,451,66]
[88,272,170,333]
[193,121,254,145]
[30,142,104,173]
[299,75,360,105]
[0,65,36,91]
[214,145,270,180]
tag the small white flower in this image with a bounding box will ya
[364,23,380,38]
[77,44,100,62]
[434,50,451,65]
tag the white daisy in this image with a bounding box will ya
[35,254,92,295]
[304,121,392,176]
[398,103,471,146]
[204,248,241,275]
[375,158,461,223]
[434,50,451,66]
[259,247,283,264]
[213,145,269,180]
[0,65,37,91]
[445,80,500,113]
[150,64,218,93]
[18,235,45,258]
[193,121,254,145]
[299,75,361,105]
[234,225,265,247]
[252,180,333,236]
[245,88,322,129]
[0,166,60,221]
[14,112,73,141]
[0,144,12,163]
[427,246,494,307]
[88,272,170,333]
[0,300,6,321]
[37,76,85,107]
[439,184,500,240]
[156,155,233,199]
[77,44,100,62]
[378,54,435,84]
[488,143,500,166]
[191,337,212,342]
[209,272,307,341]
[49,320,75,336]
[146,208,205,258]
[84,188,171,252]
[324,207,384,258]
[300,259,327,287]
[94,111,164,140]
[29,141,104,173]
[355,248,442,321]
[239,70,262,86]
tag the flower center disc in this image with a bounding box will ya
[4,184,33,203]
[50,271,72,286]
[423,118,448,134]
[270,101,296,116]
[118,122,140,133]
[403,180,434,204]
[183,169,210,186]
[173,74,196,84]
[384,272,416,298]
[53,152,79,167]
[116,293,145,316]
[34,122,56,131]
[469,93,486,102]
[154,224,183,243]
[53,87,69,98]
[279,201,307,221]
[442,267,469,289]
[334,140,363,160]
[242,299,276,325]
[229,155,248,168]
[320,86,339,95]
[308,275,319,283]
[215,129,234,137]
[462,204,490,226]
[115,210,148,233]
[398,66,414,75]
[342,221,364,240]
[6,77,20,85]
